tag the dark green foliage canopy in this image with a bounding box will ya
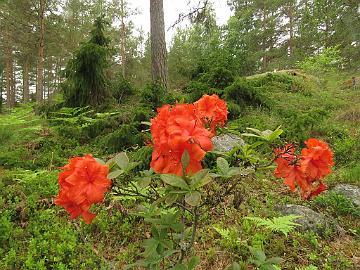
[62,16,111,107]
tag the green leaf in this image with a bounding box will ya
[94,158,105,165]
[185,191,201,206]
[217,157,230,175]
[138,176,151,188]
[170,264,187,270]
[160,174,190,190]
[266,257,283,265]
[188,256,200,270]
[226,262,241,270]
[249,246,266,263]
[246,127,262,135]
[165,193,179,205]
[108,169,124,179]
[126,161,139,172]
[143,238,159,258]
[190,169,212,188]
[115,152,129,170]
[267,127,283,141]
[181,150,190,171]
[241,133,261,138]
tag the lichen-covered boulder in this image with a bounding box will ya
[212,133,245,152]
[276,204,340,234]
[333,184,360,207]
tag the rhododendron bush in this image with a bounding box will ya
[55,94,334,269]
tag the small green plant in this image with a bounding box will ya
[213,225,242,250]
[248,246,282,270]
[313,192,360,217]
[245,215,301,236]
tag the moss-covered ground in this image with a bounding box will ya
[0,71,359,270]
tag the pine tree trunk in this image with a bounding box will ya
[261,2,268,71]
[120,0,126,78]
[150,0,168,89]
[12,61,16,105]
[36,0,45,102]
[23,59,30,102]
[288,3,294,58]
[5,53,12,108]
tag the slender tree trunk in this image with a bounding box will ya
[5,45,15,108]
[5,54,12,108]
[261,2,268,71]
[150,0,168,89]
[12,61,16,105]
[120,0,126,78]
[46,60,54,101]
[288,3,294,58]
[36,0,45,102]
[23,59,30,102]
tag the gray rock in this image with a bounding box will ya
[212,133,245,152]
[333,184,360,207]
[276,204,340,234]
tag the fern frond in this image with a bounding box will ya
[245,215,302,236]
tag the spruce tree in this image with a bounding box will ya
[62,15,111,107]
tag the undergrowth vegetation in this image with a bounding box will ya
[0,71,359,269]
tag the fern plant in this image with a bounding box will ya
[245,215,301,236]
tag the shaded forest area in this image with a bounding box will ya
[0,0,359,108]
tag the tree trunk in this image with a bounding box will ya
[5,54,12,108]
[23,59,30,102]
[261,2,268,71]
[288,3,294,58]
[5,47,15,108]
[120,0,126,78]
[12,61,16,105]
[150,0,168,89]
[36,0,45,102]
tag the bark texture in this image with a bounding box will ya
[23,59,30,102]
[150,0,168,89]
[36,0,45,102]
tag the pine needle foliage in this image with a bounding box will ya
[245,215,301,236]
[62,15,111,107]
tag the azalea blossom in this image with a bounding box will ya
[55,154,111,224]
[150,103,213,175]
[150,95,228,176]
[194,94,228,133]
[274,139,333,199]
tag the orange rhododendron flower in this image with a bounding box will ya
[274,139,333,200]
[150,96,228,176]
[300,138,334,179]
[150,103,215,176]
[194,94,228,133]
[55,154,111,224]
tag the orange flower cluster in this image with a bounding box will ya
[194,94,228,133]
[55,155,111,224]
[274,138,334,199]
[150,95,228,176]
